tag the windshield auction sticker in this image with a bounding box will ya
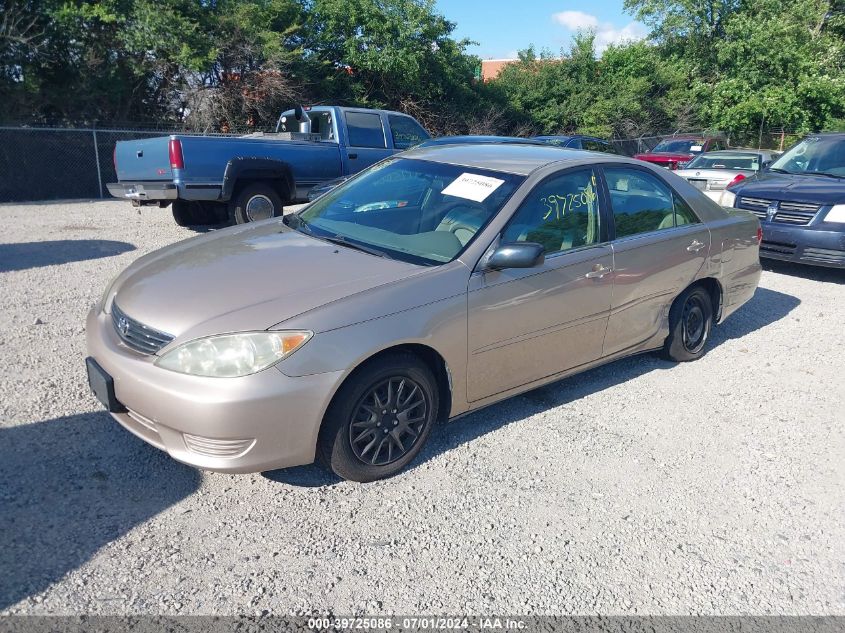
[442,173,505,202]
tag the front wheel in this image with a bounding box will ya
[661,285,713,362]
[317,353,439,482]
[230,183,284,224]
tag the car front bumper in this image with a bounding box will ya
[760,223,845,268]
[85,307,344,473]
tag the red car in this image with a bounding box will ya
[634,136,728,170]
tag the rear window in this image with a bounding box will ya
[346,112,386,148]
[652,139,705,154]
[687,154,760,170]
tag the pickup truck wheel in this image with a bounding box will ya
[171,200,198,227]
[231,183,284,224]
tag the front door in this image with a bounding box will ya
[600,165,711,356]
[342,111,394,173]
[467,168,614,402]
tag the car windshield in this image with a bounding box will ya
[652,139,705,153]
[769,136,845,177]
[687,153,760,170]
[296,158,524,265]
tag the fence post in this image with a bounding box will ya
[92,126,104,199]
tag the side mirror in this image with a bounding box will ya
[486,242,545,270]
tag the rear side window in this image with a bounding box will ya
[388,115,429,149]
[583,139,611,153]
[501,168,602,255]
[604,167,698,238]
[345,112,386,148]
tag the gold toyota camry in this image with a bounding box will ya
[86,144,762,482]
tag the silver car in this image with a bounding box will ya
[676,150,779,203]
[86,145,762,482]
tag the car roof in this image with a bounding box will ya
[418,135,547,147]
[400,143,629,176]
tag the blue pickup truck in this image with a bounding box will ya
[107,106,430,226]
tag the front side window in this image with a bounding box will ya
[388,115,430,149]
[297,158,524,265]
[501,169,601,255]
[345,112,386,148]
[605,167,698,238]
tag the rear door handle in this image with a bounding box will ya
[686,240,706,252]
[585,264,612,279]
[348,153,358,160]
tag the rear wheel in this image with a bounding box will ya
[317,353,439,482]
[171,200,221,226]
[661,285,713,362]
[230,182,284,224]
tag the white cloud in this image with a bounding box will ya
[553,10,599,31]
[552,10,647,54]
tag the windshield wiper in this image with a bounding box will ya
[283,213,314,234]
[811,172,844,179]
[320,234,393,259]
[768,168,794,174]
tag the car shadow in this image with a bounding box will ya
[762,259,844,284]
[0,412,201,610]
[265,286,800,488]
[0,240,136,273]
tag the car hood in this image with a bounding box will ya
[109,220,423,343]
[731,172,845,205]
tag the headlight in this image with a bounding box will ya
[155,331,312,377]
[719,190,736,207]
[825,204,845,223]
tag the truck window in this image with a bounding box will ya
[345,112,386,149]
[388,115,430,149]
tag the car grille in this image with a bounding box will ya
[737,197,821,225]
[183,433,256,459]
[761,240,797,255]
[803,247,845,265]
[111,302,174,354]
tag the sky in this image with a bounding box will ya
[433,0,647,58]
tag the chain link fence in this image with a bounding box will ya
[0,126,239,203]
[0,124,814,203]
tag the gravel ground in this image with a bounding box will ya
[1,199,843,617]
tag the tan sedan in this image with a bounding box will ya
[86,145,762,482]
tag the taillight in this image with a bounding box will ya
[757,226,763,244]
[728,173,746,188]
[169,138,184,170]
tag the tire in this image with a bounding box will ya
[171,200,218,227]
[661,285,713,362]
[317,353,439,482]
[171,200,195,227]
[230,182,284,224]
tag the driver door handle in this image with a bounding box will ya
[348,153,358,160]
[585,263,612,279]
[687,239,706,252]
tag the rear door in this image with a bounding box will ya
[341,110,394,173]
[600,165,710,356]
